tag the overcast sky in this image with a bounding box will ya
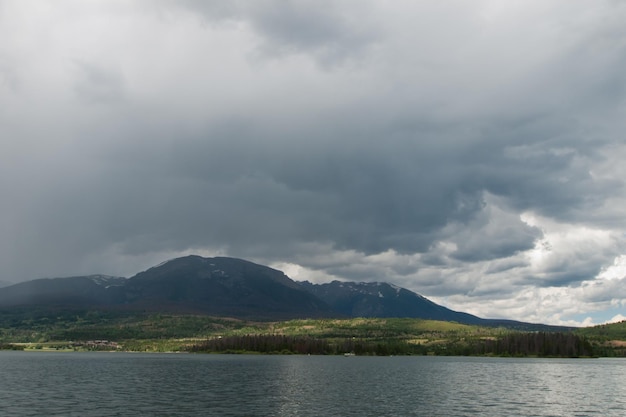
[1,1,625,326]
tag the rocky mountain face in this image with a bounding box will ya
[0,255,568,329]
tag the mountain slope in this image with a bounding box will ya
[0,275,125,308]
[0,280,14,288]
[298,280,483,323]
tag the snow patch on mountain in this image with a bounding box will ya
[88,275,126,288]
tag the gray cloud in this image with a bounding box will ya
[1,1,626,325]
[175,0,380,66]
[73,61,127,104]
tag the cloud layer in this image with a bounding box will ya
[1,0,625,325]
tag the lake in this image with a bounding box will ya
[0,351,624,416]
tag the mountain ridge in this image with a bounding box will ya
[0,255,571,330]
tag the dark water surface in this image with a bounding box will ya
[0,351,624,416]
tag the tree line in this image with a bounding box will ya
[186,332,595,357]
[468,332,594,357]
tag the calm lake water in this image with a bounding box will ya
[0,351,624,416]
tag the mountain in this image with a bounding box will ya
[0,256,333,319]
[120,256,332,318]
[298,280,484,323]
[0,255,570,329]
[298,280,566,330]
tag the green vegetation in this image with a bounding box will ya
[0,309,614,357]
[575,320,626,357]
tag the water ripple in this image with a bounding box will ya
[0,352,624,416]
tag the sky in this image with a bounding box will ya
[1,1,625,327]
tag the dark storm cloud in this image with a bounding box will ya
[70,106,600,278]
[2,88,617,280]
[93,119,508,258]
